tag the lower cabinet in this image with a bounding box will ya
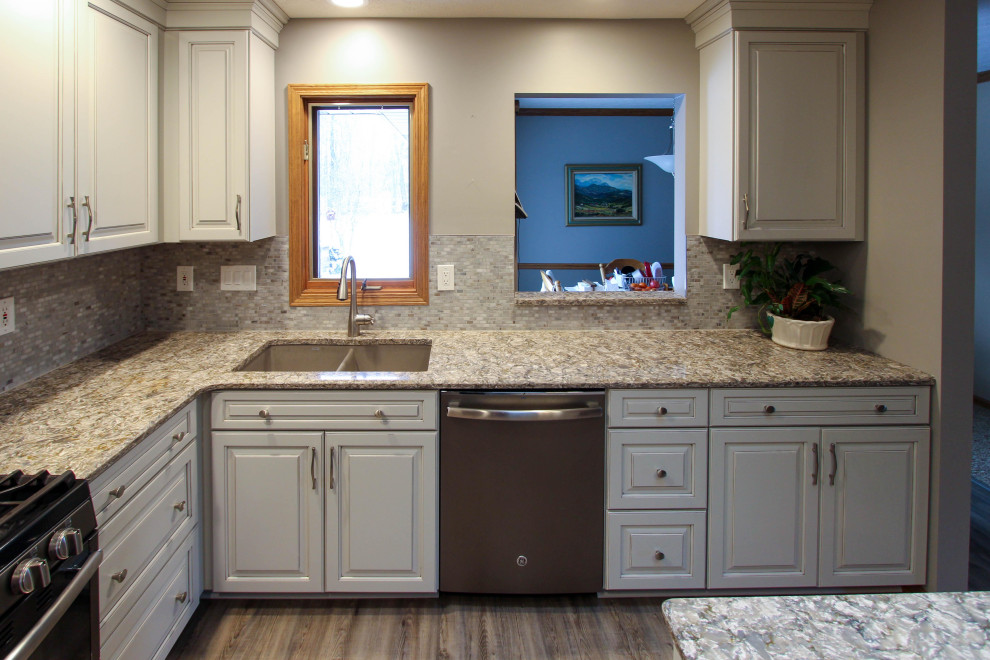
[210,397,439,595]
[708,426,930,589]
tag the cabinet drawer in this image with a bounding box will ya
[92,402,197,526]
[606,511,706,590]
[212,390,438,430]
[710,387,930,427]
[607,430,707,509]
[100,440,198,617]
[101,526,201,660]
[608,390,708,428]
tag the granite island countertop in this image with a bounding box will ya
[0,329,933,481]
[662,592,990,659]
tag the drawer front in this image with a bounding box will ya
[710,387,931,427]
[608,390,708,428]
[212,390,438,430]
[101,526,201,660]
[100,441,198,617]
[606,511,707,590]
[93,402,197,526]
[607,430,707,509]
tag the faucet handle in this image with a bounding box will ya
[361,279,383,292]
[355,314,375,326]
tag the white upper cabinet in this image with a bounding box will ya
[0,0,159,270]
[77,0,159,253]
[690,0,869,242]
[165,29,276,242]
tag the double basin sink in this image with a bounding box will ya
[237,341,432,373]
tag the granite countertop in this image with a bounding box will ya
[662,592,990,659]
[0,329,932,481]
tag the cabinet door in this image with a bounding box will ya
[176,30,248,241]
[77,0,158,253]
[708,428,820,588]
[326,432,437,593]
[819,427,930,587]
[0,0,75,268]
[212,431,323,593]
[735,31,863,241]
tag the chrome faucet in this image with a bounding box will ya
[337,256,374,337]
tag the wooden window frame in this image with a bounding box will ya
[287,83,430,306]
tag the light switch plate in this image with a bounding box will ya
[722,263,741,290]
[437,264,455,291]
[221,265,257,291]
[0,297,14,336]
[176,266,194,292]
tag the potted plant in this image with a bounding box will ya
[727,243,850,350]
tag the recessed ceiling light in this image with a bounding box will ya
[331,0,367,7]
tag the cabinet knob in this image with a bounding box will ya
[875,404,887,413]
[174,500,186,512]
[175,591,188,603]
[764,404,776,414]
[374,409,384,418]
[259,409,271,420]
[656,469,667,478]
[654,550,665,561]
[109,485,126,498]
[172,431,187,444]
[111,569,128,583]
[657,406,668,416]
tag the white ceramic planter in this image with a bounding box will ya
[768,314,835,351]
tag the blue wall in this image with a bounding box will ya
[515,115,674,291]
[977,81,990,401]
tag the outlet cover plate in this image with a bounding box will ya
[437,264,454,291]
[177,266,194,291]
[723,263,741,290]
[0,297,14,336]
[221,265,257,291]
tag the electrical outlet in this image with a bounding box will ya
[220,265,257,291]
[723,263,741,290]
[0,297,14,336]
[437,264,455,291]
[176,266,194,292]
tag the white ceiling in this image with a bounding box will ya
[274,0,705,20]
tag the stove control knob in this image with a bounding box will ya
[49,528,84,561]
[11,558,51,595]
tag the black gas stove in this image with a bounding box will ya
[0,471,99,660]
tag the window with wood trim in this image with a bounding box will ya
[287,83,429,306]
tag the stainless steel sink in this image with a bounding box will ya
[237,342,432,372]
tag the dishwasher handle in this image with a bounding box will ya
[446,404,603,422]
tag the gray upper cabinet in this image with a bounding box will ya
[697,29,865,241]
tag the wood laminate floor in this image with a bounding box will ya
[166,595,675,660]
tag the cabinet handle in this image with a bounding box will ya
[657,406,668,416]
[329,446,335,491]
[654,550,665,561]
[81,195,94,241]
[764,404,776,414]
[310,447,318,491]
[811,443,819,486]
[66,197,78,245]
[109,485,126,499]
[656,468,667,478]
[175,591,188,603]
[173,500,186,512]
[742,193,750,225]
[829,443,837,486]
[172,431,187,444]
[875,403,887,413]
[111,569,127,583]
[235,194,242,231]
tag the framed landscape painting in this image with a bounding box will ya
[565,164,642,226]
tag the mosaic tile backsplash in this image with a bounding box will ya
[138,235,755,332]
[0,250,144,390]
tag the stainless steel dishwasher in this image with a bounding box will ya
[439,390,605,594]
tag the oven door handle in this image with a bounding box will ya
[446,405,603,421]
[5,549,102,660]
